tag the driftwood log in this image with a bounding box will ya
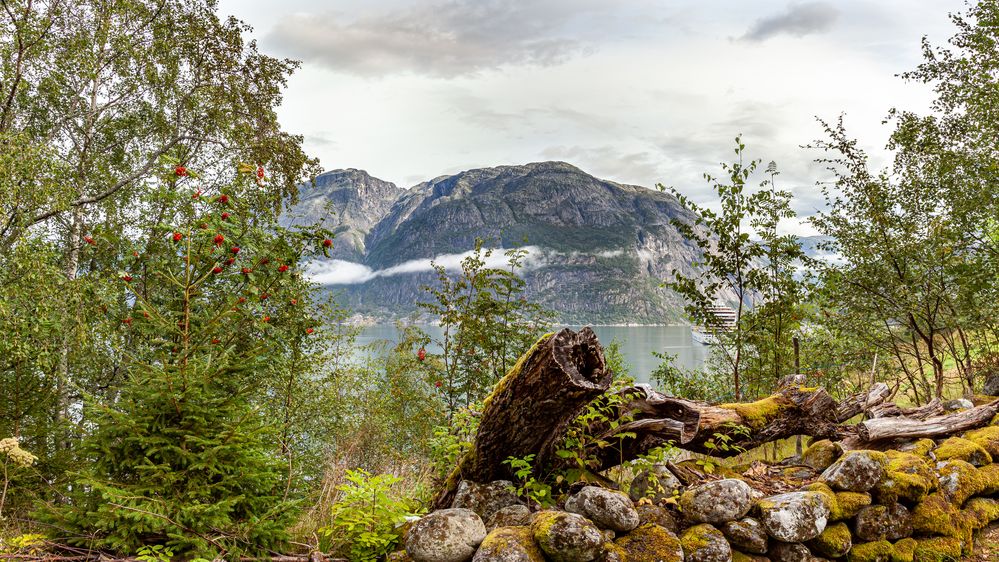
[432,329,999,503]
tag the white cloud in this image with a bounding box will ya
[307,245,547,285]
[740,2,840,42]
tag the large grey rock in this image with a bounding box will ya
[801,440,843,471]
[819,450,886,492]
[472,526,546,562]
[679,478,753,524]
[530,511,604,562]
[721,517,768,554]
[984,371,999,396]
[680,524,732,562]
[406,508,487,562]
[564,486,640,533]
[629,464,683,502]
[486,504,532,531]
[452,480,523,521]
[757,492,830,543]
[635,503,678,532]
[767,541,812,562]
[855,503,913,542]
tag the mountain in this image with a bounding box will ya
[285,161,713,324]
[282,169,404,261]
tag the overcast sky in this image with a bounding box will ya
[219,0,966,234]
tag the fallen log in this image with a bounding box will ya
[580,384,844,471]
[834,382,892,422]
[431,327,612,509]
[856,399,999,441]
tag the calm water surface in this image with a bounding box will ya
[353,324,707,385]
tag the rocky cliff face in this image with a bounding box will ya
[288,161,711,324]
[282,168,404,261]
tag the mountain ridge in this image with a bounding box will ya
[284,161,714,324]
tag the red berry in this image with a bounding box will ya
[213,234,224,246]
[238,297,246,303]
[278,264,289,272]
[219,194,229,204]
[290,299,298,305]
[262,315,270,322]
[121,274,133,282]
[434,380,442,388]
[260,258,270,265]
[241,267,252,275]
[256,166,265,179]
[322,238,333,248]
[172,232,183,242]
[418,347,427,361]
[225,257,235,265]
[221,212,230,220]
[211,338,221,344]
[260,293,269,300]
[200,223,209,229]
[192,190,201,199]
[142,311,149,318]
[306,327,314,334]
[132,251,139,257]
[83,235,96,246]
[175,165,187,177]
[230,246,240,255]
[122,317,132,325]
[212,266,223,274]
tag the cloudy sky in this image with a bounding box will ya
[219,0,965,233]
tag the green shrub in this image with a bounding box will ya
[322,470,418,561]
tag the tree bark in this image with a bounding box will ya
[856,399,999,442]
[431,327,612,509]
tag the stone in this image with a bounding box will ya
[801,440,843,471]
[679,478,753,524]
[853,503,912,542]
[942,398,974,411]
[933,436,992,466]
[613,523,684,562]
[406,508,487,562]
[530,511,604,562]
[720,517,768,554]
[845,540,893,562]
[472,526,545,562]
[805,521,851,559]
[757,492,830,543]
[767,541,811,562]
[635,503,678,532]
[628,464,683,503]
[963,425,999,458]
[680,524,732,562]
[564,486,640,533]
[873,450,937,504]
[936,459,983,505]
[452,480,523,521]
[487,505,531,531]
[388,551,413,562]
[984,371,999,396]
[819,450,886,492]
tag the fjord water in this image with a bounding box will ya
[354,324,707,384]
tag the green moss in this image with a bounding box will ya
[963,425,999,458]
[806,521,852,558]
[965,497,999,529]
[482,332,554,412]
[875,450,937,504]
[718,396,786,430]
[934,436,993,466]
[978,462,999,495]
[936,459,984,505]
[899,438,937,458]
[731,552,768,562]
[680,523,726,558]
[801,481,872,521]
[911,537,962,562]
[891,537,917,562]
[801,439,843,470]
[614,524,683,562]
[477,527,545,561]
[911,492,974,547]
[847,540,894,562]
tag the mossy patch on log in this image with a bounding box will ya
[718,396,786,430]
